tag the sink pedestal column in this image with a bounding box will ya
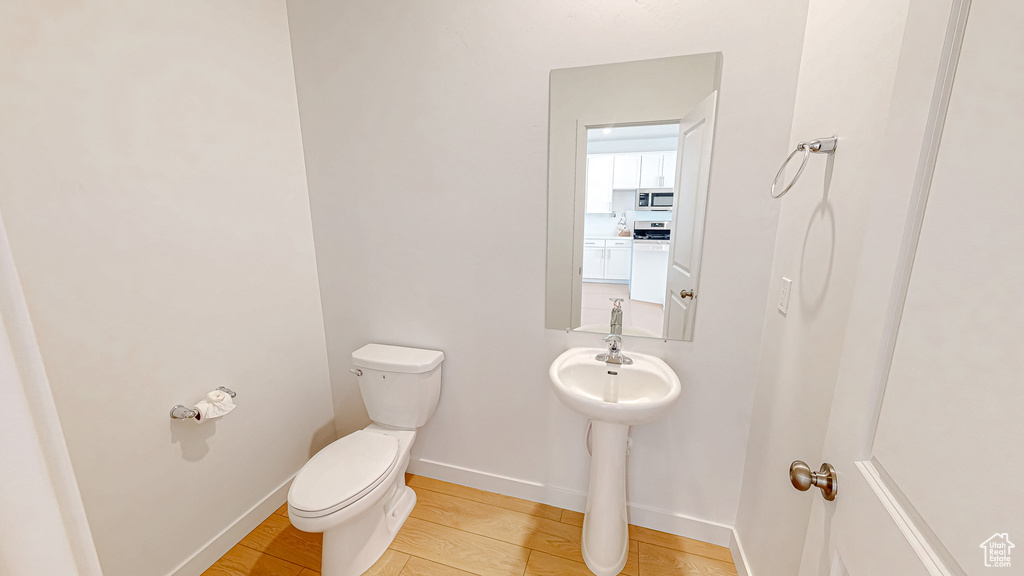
[582,420,630,576]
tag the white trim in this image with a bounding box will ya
[0,211,103,575]
[861,0,972,457]
[410,457,585,509]
[856,460,959,576]
[730,529,753,576]
[408,457,733,547]
[166,474,294,576]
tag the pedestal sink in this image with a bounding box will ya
[548,347,681,576]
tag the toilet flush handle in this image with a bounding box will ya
[350,368,363,376]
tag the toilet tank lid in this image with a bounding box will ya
[352,343,444,373]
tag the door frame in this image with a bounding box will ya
[569,117,690,332]
[0,211,103,575]
[857,0,970,459]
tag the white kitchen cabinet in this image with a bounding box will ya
[639,153,662,188]
[582,238,632,282]
[582,240,605,280]
[585,156,614,213]
[603,239,632,280]
[639,151,678,189]
[612,155,641,189]
[661,151,677,188]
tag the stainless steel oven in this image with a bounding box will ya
[635,188,674,211]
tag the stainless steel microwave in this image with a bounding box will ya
[635,188,674,211]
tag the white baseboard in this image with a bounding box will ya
[408,457,734,548]
[166,475,294,576]
[410,457,589,511]
[730,529,753,576]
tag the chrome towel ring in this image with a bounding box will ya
[770,136,838,198]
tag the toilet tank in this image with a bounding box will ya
[352,343,444,429]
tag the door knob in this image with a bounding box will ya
[679,289,694,299]
[790,461,838,501]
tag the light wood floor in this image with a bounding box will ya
[203,474,737,576]
[580,282,664,337]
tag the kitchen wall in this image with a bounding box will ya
[733,0,915,573]
[287,0,810,539]
[0,2,333,575]
[583,209,670,240]
[583,213,625,239]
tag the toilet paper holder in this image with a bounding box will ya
[169,387,236,420]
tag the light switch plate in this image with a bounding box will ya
[778,277,792,315]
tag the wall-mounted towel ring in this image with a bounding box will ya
[770,136,838,198]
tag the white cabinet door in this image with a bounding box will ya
[661,150,677,189]
[585,156,614,213]
[582,240,605,280]
[639,152,679,189]
[612,155,641,189]
[603,241,632,280]
[639,153,664,188]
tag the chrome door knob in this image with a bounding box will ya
[790,461,838,501]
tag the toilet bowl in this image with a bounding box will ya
[287,343,443,576]
[288,424,417,576]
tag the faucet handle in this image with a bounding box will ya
[599,333,628,364]
[609,298,624,309]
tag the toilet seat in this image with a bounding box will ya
[288,430,400,518]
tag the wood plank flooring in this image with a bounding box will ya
[202,475,737,576]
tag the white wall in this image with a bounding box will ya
[733,0,915,573]
[0,2,334,575]
[0,212,102,576]
[286,0,809,538]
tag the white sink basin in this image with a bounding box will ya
[549,347,681,425]
[548,346,681,576]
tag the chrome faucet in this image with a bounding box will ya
[609,298,624,336]
[596,334,633,365]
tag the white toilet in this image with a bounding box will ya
[287,343,444,576]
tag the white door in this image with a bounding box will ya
[803,3,1024,574]
[663,92,716,340]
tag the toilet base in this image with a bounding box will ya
[321,483,417,576]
